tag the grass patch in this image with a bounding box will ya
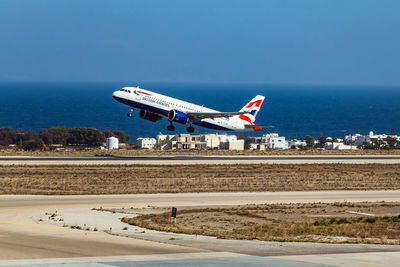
[122,202,400,245]
[2,148,400,156]
[1,164,400,194]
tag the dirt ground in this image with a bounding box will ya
[122,202,400,245]
[1,148,400,156]
[1,164,400,194]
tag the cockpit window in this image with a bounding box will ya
[120,89,131,93]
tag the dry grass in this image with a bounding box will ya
[122,202,400,245]
[0,164,399,194]
[1,147,400,156]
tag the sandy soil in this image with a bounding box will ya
[1,163,400,194]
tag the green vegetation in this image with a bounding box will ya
[122,202,400,245]
[305,135,315,148]
[0,127,130,150]
[314,215,400,226]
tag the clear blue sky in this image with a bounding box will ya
[0,0,399,86]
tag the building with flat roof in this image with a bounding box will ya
[324,142,358,150]
[106,136,119,149]
[155,133,245,150]
[137,137,156,149]
[249,133,289,150]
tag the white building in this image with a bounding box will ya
[156,133,176,150]
[219,134,238,149]
[202,134,220,149]
[219,134,238,143]
[137,137,157,149]
[106,136,119,149]
[354,131,396,148]
[155,134,206,150]
[155,133,244,150]
[269,136,289,149]
[247,133,289,150]
[219,135,244,150]
[256,133,288,150]
[324,142,358,150]
[228,139,245,150]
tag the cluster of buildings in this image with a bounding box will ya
[132,131,399,151]
[320,131,399,150]
[137,132,293,151]
[137,133,245,151]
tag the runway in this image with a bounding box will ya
[1,154,400,165]
[1,191,400,264]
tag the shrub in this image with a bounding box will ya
[366,217,377,224]
[22,138,45,151]
[0,127,17,146]
[337,218,349,224]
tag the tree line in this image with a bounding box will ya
[0,127,130,150]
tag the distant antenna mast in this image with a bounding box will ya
[350,130,353,150]
[341,130,346,144]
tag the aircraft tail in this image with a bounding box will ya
[239,95,265,119]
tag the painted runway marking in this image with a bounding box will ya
[0,220,67,231]
[0,205,77,212]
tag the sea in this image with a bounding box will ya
[0,81,399,141]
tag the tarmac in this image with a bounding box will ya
[1,155,400,165]
[0,252,334,267]
[1,192,400,266]
[1,154,400,266]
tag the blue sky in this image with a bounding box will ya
[0,0,399,85]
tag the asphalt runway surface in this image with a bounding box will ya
[1,155,400,165]
[1,191,400,265]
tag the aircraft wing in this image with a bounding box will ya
[244,125,274,128]
[187,112,249,121]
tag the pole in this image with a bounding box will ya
[342,130,346,145]
[350,130,353,150]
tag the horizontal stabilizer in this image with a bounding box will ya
[244,125,274,128]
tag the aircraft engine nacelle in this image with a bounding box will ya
[168,110,188,124]
[139,110,162,122]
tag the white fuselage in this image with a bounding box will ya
[112,87,257,132]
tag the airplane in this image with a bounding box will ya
[112,86,272,133]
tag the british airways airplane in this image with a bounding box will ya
[112,87,271,133]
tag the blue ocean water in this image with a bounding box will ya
[0,81,399,141]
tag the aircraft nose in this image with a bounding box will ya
[112,91,119,100]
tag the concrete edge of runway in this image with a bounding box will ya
[1,154,400,165]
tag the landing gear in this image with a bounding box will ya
[187,126,194,133]
[167,124,175,131]
[127,107,134,117]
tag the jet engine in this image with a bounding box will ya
[139,110,162,122]
[168,110,189,124]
